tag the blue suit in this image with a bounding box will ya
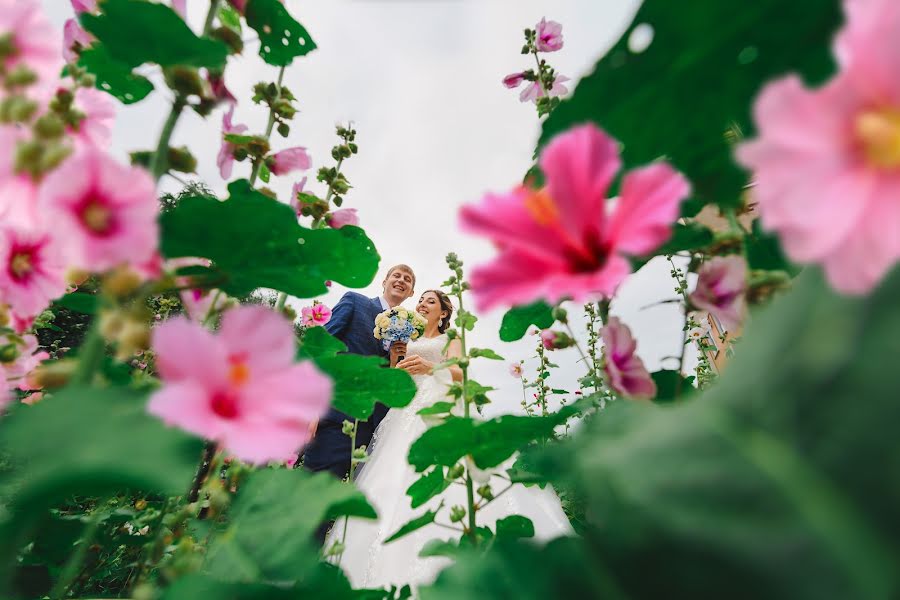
[302,292,389,480]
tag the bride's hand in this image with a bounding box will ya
[396,355,433,375]
[389,342,408,367]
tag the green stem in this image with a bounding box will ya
[149,95,186,182]
[562,320,592,377]
[71,323,105,386]
[532,48,548,96]
[49,504,105,599]
[453,283,478,544]
[249,65,286,187]
[337,418,359,566]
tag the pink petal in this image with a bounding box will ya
[152,316,228,385]
[834,0,900,104]
[147,380,224,440]
[221,419,313,465]
[246,361,332,423]
[218,305,296,375]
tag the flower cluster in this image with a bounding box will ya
[502,17,569,114]
[373,306,427,350]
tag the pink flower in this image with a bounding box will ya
[535,18,564,53]
[0,127,41,228]
[509,362,523,378]
[282,451,299,468]
[519,75,569,103]
[180,287,225,322]
[688,256,747,331]
[735,0,900,294]
[63,18,94,64]
[148,305,332,464]
[70,0,98,13]
[68,87,115,148]
[540,329,572,350]
[0,0,62,92]
[3,333,48,391]
[460,124,690,311]
[37,148,159,272]
[325,280,332,288]
[172,0,187,18]
[503,72,526,89]
[601,317,655,400]
[217,104,247,180]
[269,147,312,176]
[327,208,359,229]
[206,71,235,106]
[289,176,307,216]
[0,227,66,316]
[8,309,34,334]
[300,303,332,327]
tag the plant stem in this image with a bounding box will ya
[532,48,548,96]
[249,65,286,186]
[50,503,105,600]
[188,442,218,504]
[562,320,591,377]
[71,324,105,386]
[337,418,359,566]
[452,282,478,544]
[474,482,515,511]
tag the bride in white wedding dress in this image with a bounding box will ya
[328,290,573,590]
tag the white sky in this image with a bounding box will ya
[44,0,697,416]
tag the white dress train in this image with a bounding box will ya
[328,334,573,589]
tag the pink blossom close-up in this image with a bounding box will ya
[535,18,564,52]
[460,123,690,312]
[171,0,187,18]
[0,0,62,92]
[269,147,312,176]
[0,227,66,317]
[62,18,93,64]
[289,176,308,216]
[601,316,656,400]
[301,303,332,327]
[68,87,116,148]
[688,255,747,331]
[502,72,526,89]
[328,208,359,229]
[37,147,159,273]
[206,70,236,106]
[3,333,49,391]
[217,104,248,180]
[509,362,524,379]
[735,0,900,294]
[0,127,41,228]
[148,305,332,465]
[519,75,570,104]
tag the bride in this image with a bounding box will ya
[327,289,573,589]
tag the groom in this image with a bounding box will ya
[302,264,416,480]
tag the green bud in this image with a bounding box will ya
[211,25,244,54]
[164,66,205,98]
[0,343,18,363]
[167,146,197,174]
[233,147,248,161]
[352,446,367,460]
[33,113,65,139]
[342,420,355,436]
[477,484,494,500]
[3,96,38,123]
[348,142,358,154]
[5,65,38,88]
[39,143,73,174]
[78,72,97,88]
[333,196,343,207]
[445,328,458,340]
[449,505,466,523]
[551,306,568,324]
[332,179,350,195]
[273,98,295,119]
[331,146,341,161]
[447,464,465,479]
[277,122,290,137]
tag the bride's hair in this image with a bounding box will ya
[424,289,454,333]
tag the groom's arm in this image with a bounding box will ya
[324,292,355,339]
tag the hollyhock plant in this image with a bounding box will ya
[460,124,690,311]
[289,176,307,216]
[535,18,564,53]
[63,18,93,64]
[148,305,332,465]
[509,362,524,378]
[181,287,226,322]
[0,227,66,316]
[301,303,332,327]
[269,147,312,176]
[688,256,747,331]
[503,72,526,89]
[0,0,62,92]
[327,208,359,229]
[601,316,656,400]
[519,75,570,104]
[37,147,159,272]
[3,333,49,391]
[217,104,247,179]
[735,0,900,294]
[540,329,573,350]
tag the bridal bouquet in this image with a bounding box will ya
[373,307,427,351]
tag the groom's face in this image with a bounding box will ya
[383,268,415,306]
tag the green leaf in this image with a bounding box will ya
[384,504,442,544]
[631,222,714,271]
[650,369,695,403]
[539,0,842,212]
[223,133,258,145]
[448,380,494,406]
[417,401,456,416]
[0,386,203,588]
[744,218,802,275]
[469,348,504,361]
[218,3,243,32]
[160,180,380,298]
[52,292,97,315]
[206,470,375,583]
[495,515,535,540]
[419,538,461,559]
[245,0,318,66]
[296,326,347,361]
[161,566,357,599]
[77,44,154,104]
[499,301,554,342]
[534,267,900,598]
[81,0,228,69]
[455,310,477,332]
[314,354,416,420]
[259,162,271,184]
[406,467,451,509]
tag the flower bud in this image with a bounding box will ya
[30,359,77,389]
[167,146,197,174]
[352,446,367,460]
[102,266,143,299]
[540,329,574,350]
[210,25,243,54]
[0,342,18,363]
[449,505,466,523]
[447,464,465,479]
[342,420,355,436]
[4,65,38,88]
[551,306,568,323]
[33,113,66,139]
[164,66,206,98]
[477,484,494,500]
[277,122,290,137]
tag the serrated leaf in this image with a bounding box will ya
[499,301,554,342]
[245,0,317,66]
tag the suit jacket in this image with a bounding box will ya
[302,292,389,477]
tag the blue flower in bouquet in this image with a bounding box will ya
[373,307,427,350]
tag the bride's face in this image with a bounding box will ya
[416,292,446,327]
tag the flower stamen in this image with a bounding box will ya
[855,108,900,170]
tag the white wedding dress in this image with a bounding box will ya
[328,333,573,590]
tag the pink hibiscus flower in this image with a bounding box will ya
[601,316,656,400]
[460,124,690,311]
[0,0,62,93]
[0,227,66,317]
[269,147,312,176]
[735,0,900,294]
[535,18,564,53]
[37,148,159,273]
[217,104,247,180]
[172,0,187,18]
[148,305,332,464]
[300,303,331,327]
[327,208,359,229]
[63,18,94,64]
[68,87,116,148]
[688,255,747,331]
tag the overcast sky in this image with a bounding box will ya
[44,0,696,416]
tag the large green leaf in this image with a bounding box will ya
[498,301,554,342]
[314,354,416,421]
[533,267,900,599]
[206,470,375,583]
[245,0,318,66]
[495,515,534,540]
[160,181,380,298]
[539,0,842,211]
[77,44,154,104]
[0,386,203,592]
[744,218,802,275]
[296,326,347,361]
[81,0,228,69]
[161,567,357,599]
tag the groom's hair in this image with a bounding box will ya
[385,264,416,287]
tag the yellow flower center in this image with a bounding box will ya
[82,200,112,234]
[228,361,250,386]
[10,252,32,279]
[855,108,900,169]
[523,188,559,226]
